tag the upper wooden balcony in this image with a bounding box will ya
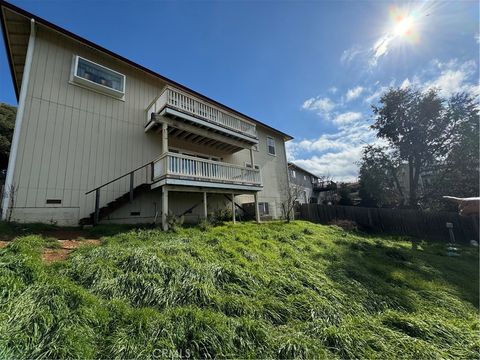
[152,152,262,191]
[145,86,258,148]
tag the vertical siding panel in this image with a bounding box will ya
[23,98,44,207]
[32,31,50,100]
[61,105,74,206]
[41,31,57,102]
[49,36,63,104]
[47,104,65,199]
[33,101,54,207]
[70,108,83,207]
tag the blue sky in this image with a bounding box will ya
[1,0,478,181]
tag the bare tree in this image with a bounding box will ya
[280,183,303,222]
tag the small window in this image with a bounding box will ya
[303,175,307,181]
[292,170,296,178]
[259,202,269,215]
[130,211,140,216]
[267,137,276,156]
[72,56,125,98]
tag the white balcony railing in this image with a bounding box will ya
[153,152,262,187]
[147,86,257,139]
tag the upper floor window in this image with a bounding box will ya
[71,56,125,98]
[267,136,276,156]
[291,170,296,178]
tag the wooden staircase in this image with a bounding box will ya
[79,183,151,225]
[80,160,156,226]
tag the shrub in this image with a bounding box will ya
[208,208,233,226]
[165,211,184,232]
[329,219,358,232]
[198,219,211,232]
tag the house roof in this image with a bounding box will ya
[0,0,293,141]
[288,162,321,179]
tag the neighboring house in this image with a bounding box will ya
[0,1,292,229]
[287,162,335,204]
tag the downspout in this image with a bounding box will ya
[284,141,292,220]
[1,19,36,220]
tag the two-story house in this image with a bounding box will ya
[0,1,292,229]
[288,162,336,204]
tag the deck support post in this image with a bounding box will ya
[203,191,208,219]
[231,193,236,224]
[250,148,255,167]
[162,122,168,154]
[94,189,100,225]
[254,192,260,223]
[129,172,134,203]
[162,186,169,231]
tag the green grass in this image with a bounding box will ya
[0,221,478,359]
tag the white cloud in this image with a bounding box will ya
[301,96,336,118]
[302,97,335,112]
[424,59,479,98]
[364,87,386,104]
[333,111,363,125]
[286,122,382,182]
[293,148,363,182]
[329,86,338,94]
[340,45,361,65]
[371,34,393,66]
[345,86,364,102]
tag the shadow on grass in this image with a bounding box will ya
[324,234,479,311]
[0,221,157,240]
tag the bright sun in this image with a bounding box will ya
[388,6,420,43]
[394,16,414,37]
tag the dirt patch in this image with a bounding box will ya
[42,248,71,263]
[59,239,101,249]
[42,239,101,264]
[42,230,97,240]
[0,241,10,249]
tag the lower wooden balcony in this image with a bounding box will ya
[152,152,262,191]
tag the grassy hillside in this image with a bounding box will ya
[0,221,478,359]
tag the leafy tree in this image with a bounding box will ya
[337,183,353,206]
[358,145,404,207]
[364,87,479,210]
[0,103,16,171]
[371,87,448,208]
[422,93,479,210]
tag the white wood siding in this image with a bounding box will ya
[9,25,289,224]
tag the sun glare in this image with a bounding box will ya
[389,7,420,43]
[394,16,414,37]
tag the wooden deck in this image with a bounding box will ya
[146,86,257,139]
[153,152,262,189]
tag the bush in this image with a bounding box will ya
[198,219,211,232]
[329,219,358,232]
[208,208,232,226]
[165,211,184,232]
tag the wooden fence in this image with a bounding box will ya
[298,204,479,243]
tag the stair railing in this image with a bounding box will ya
[85,160,156,225]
